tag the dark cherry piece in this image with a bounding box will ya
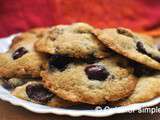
[26,84,54,104]
[136,41,160,62]
[12,47,28,59]
[48,54,72,71]
[117,28,134,38]
[136,41,147,54]
[85,65,109,81]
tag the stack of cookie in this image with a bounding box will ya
[0,23,160,107]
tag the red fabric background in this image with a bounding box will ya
[0,0,160,37]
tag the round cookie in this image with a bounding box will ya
[0,28,48,78]
[35,23,108,59]
[11,81,72,107]
[93,27,160,70]
[41,56,137,105]
[112,74,160,106]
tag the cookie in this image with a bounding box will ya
[93,27,160,70]
[12,81,72,107]
[41,56,137,105]
[0,28,48,78]
[35,23,108,59]
[112,74,160,106]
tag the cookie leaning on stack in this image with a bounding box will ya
[0,23,160,107]
[92,27,160,105]
[93,28,160,70]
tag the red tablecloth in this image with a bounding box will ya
[0,0,160,37]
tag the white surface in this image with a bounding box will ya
[0,34,160,117]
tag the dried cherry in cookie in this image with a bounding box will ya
[136,41,147,55]
[48,54,72,71]
[12,81,72,107]
[85,65,109,81]
[12,47,28,60]
[48,54,99,71]
[136,41,160,62]
[116,28,134,38]
[26,83,54,104]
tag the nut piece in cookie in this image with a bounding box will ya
[35,23,108,59]
[112,74,160,106]
[12,81,72,107]
[93,28,160,70]
[0,28,48,78]
[42,56,137,105]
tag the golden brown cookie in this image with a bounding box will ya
[0,28,48,78]
[42,56,137,105]
[35,23,108,59]
[112,74,160,106]
[93,28,160,70]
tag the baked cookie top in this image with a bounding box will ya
[35,23,108,59]
[41,56,137,105]
[93,27,160,70]
[0,28,47,78]
[112,74,160,106]
[11,80,72,107]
